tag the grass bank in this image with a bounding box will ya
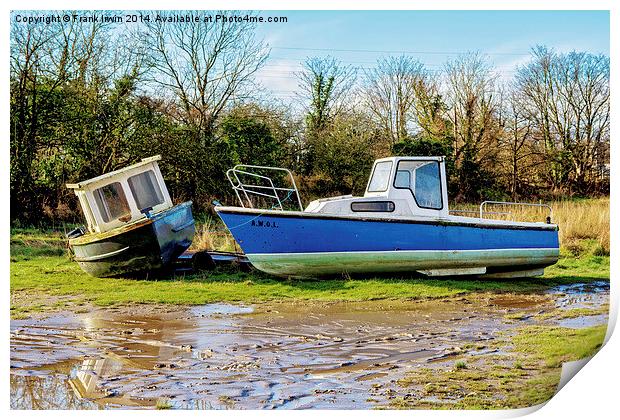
[389,324,606,409]
[10,226,609,319]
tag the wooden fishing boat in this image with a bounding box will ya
[215,157,559,279]
[66,156,195,277]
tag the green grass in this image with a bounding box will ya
[510,324,607,368]
[9,228,610,317]
[454,360,467,370]
[544,252,610,280]
[10,228,68,260]
[393,361,541,409]
[11,254,609,308]
[155,400,173,410]
[390,324,607,409]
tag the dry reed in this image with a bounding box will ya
[189,218,238,253]
[467,198,609,255]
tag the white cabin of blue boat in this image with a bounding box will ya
[305,156,449,218]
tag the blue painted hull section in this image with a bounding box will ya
[215,209,559,277]
[217,211,558,253]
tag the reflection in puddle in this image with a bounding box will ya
[550,281,610,309]
[70,358,121,399]
[11,367,98,410]
[190,303,254,317]
[558,314,609,329]
[11,283,610,409]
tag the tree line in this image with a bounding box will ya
[10,11,610,224]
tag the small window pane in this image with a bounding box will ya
[395,161,443,210]
[351,201,395,212]
[394,170,411,188]
[367,161,393,192]
[415,162,442,209]
[94,182,131,223]
[128,170,164,211]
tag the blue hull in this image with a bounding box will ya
[215,208,559,278]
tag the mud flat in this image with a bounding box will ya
[10,282,609,409]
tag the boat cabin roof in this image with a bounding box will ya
[66,155,162,190]
[372,156,444,163]
[66,156,173,234]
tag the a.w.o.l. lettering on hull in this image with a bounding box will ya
[251,219,279,228]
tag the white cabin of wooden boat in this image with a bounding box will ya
[66,156,173,233]
[304,156,449,218]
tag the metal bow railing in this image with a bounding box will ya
[226,165,303,211]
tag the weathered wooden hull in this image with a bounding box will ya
[69,202,195,277]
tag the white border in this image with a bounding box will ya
[2,2,616,420]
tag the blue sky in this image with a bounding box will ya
[252,10,610,100]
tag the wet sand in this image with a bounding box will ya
[10,282,609,409]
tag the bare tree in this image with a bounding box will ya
[555,52,609,191]
[362,56,428,146]
[297,56,357,132]
[498,92,542,200]
[142,11,269,137]
[515,46,565,189]
[445,52,502,199]
[515,46,610,193]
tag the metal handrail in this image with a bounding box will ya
[450,209,512,216]
[479,201,553,223]
[226,165,303,211]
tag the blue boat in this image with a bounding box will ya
[215,157,559,278]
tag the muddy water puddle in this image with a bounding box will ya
[11,283,610,409]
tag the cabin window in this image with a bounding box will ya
[367,161,393,192]
[93,182,131,223]
[351,201,395,212]
[394,170,411,189]
[128,170,165,212]
[394,161,443,210]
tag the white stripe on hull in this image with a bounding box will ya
[246,248,559,277]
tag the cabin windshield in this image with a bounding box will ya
[93,182,132,223]
[367,161,393,192]
[128,170,165,212]
[394,160,442,210]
